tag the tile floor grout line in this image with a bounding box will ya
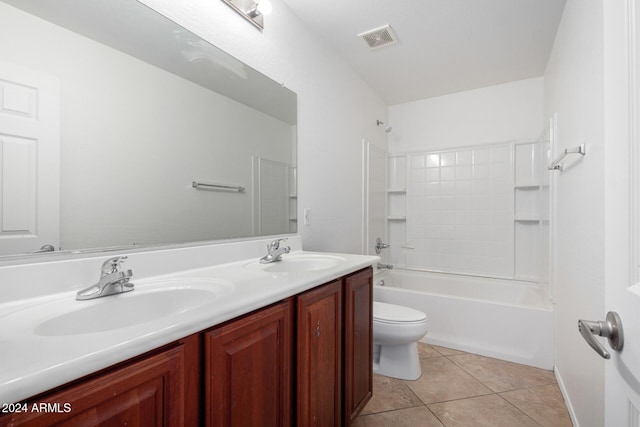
[425,403,448,427]
[441,352,558,394]
[494,392,545,427]
[354,344,571,427]
[418,389,497,407]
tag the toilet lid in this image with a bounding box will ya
[373,301,427,323]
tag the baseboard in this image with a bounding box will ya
[554,365,580,427]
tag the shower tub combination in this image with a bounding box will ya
[374,268,554,369]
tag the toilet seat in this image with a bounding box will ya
[373,301,427,324]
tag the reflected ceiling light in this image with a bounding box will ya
[221,0,272,30]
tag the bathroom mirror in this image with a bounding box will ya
[0,0,297,258]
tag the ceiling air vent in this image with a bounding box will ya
[358,25,398,50]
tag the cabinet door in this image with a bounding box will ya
[0,345,187,427]
[343,267,373,425]
[297,279,342,426]
[205,299,293,427]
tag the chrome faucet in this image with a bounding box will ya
[76,256,134,300]
[260,238,291,264]
[377,263,394,270]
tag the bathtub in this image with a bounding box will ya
[374,269,554,369]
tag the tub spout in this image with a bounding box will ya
[377,263,394,270]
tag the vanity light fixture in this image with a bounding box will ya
[221,0,272,30]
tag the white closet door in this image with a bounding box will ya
[0,61,59,255]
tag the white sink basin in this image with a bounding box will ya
[245,254,345,273]
[34,278,234,336]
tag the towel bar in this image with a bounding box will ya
[192,181,245,192]
[548,144,586,171]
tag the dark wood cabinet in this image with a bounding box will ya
[343,267,373,425]
[296,279,343,426]
[204,299,293,427]
[1,266,373,427]
[296,267,373,427]
[0,338,195,427]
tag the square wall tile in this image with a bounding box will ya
[426,153,440,168]
[473,148,491,164]
[456,150,473,165]
[411,155,426,169]
[440,152,456,167]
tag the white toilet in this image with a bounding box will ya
[373,301,429,380]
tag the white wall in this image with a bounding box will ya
[388,77,544,153]
[137,0,388,254]
[543,0,606,425]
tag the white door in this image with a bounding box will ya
[600,1,640,425]
[0,61,59,255]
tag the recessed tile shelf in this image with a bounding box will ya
[388,188,407,222]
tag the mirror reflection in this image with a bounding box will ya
[0,0,297,258]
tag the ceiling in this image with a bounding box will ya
[280,0,567,105]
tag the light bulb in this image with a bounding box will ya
[256,0,272,16]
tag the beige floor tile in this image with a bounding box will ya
[448,353,557,392]
[418,342,442,358]
[353,406,444,427]
[428,394,540,427]
[405,357,492,404]
[430,345,466,356]
[500,383,572,427]
[362,374,423,415]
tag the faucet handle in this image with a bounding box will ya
[101,256,128,275]
[269,238,288,250]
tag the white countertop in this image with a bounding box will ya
[0,249,378,404]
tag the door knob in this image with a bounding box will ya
[578,311,624,359]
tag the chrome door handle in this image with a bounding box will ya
[578,311,624,359]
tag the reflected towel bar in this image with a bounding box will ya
[548,144,586,171]
[192,181,245,192]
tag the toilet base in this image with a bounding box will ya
[373,342,422,380]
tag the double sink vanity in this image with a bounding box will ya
[0,236,378,426]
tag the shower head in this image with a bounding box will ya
[377,120,392,133]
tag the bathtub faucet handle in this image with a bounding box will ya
[375,238,390,254]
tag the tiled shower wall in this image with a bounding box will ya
[384,139,549,283]
[403,143,514,277]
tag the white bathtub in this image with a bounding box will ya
[374,269,554,369]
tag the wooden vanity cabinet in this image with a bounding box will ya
[204,299,293,427]
[0,335,199,427]
[296,279,343,426]
[343,267,373,426]
[296,266,373,427]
